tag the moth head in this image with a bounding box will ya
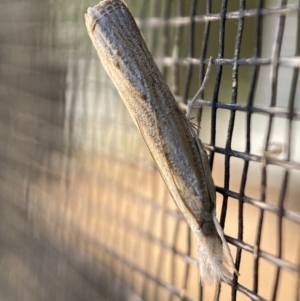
[201,221,217,236]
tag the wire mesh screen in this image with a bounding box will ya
[0,0,299,301]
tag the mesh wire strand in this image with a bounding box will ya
[0,1,300,301]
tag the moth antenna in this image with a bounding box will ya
[212,213,239,276]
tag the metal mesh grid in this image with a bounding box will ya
[0,1,299,301]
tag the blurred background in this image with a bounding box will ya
[0,0,299,300]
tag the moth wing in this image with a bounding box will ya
[133,111,200,231]
[182,115,216,207]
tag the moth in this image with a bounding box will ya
[85,0,237,284]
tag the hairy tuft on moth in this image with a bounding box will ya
[85,0,238,284]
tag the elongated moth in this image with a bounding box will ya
[85,0,238,284]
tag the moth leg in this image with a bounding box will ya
[186,56,213,119]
